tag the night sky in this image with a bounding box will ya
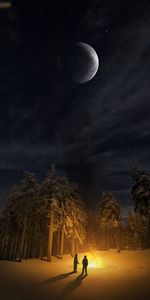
[0,0,150,216]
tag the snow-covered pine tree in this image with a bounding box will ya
[131,163,150,248]
[97,192,122,251]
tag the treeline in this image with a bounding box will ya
[0,163,150,261]
[93,164,150,251]
[0,166,87,261]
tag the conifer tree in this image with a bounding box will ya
[97,192,122,251]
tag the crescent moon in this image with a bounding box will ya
[63,42,99,84]
[74,42,99,83]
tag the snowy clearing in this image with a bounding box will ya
[0,250,150,300]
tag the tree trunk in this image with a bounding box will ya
[27,227,34,258]
[47,206,54,261]
[8,237,15,260]
[115,229,120,252]
[1,239,5,259]
[19,214,28,260]
[39,240,43,258]
[75,239,78,254]
[106,229,110,250]
[13,234,20,259]
[3,239,8,260]
[56,229,60,257]
[60,219,65,259]
[148,215,150,248]
[26,240,31,259]
[71,221,75,256]
[23,240,28,259]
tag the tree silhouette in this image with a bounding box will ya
[39,166,87,260]
[40,166,60,261]
[131,163,150,247]
[97,192,122,251]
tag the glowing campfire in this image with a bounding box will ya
[87,252,104,269]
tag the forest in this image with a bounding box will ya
[0,163,150,261]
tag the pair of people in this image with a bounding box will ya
[73,254,88,275]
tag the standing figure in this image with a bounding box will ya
[82,255,88,275]
[73,253,79,273]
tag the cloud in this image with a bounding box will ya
[0,0,150,211]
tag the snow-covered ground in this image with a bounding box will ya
[0,250,150,300]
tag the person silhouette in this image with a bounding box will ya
[81,255,88,275]
[73,253,79,273]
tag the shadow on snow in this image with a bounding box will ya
[57,274,87,299]
[39,272,87,298]
[39,271,75,285]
